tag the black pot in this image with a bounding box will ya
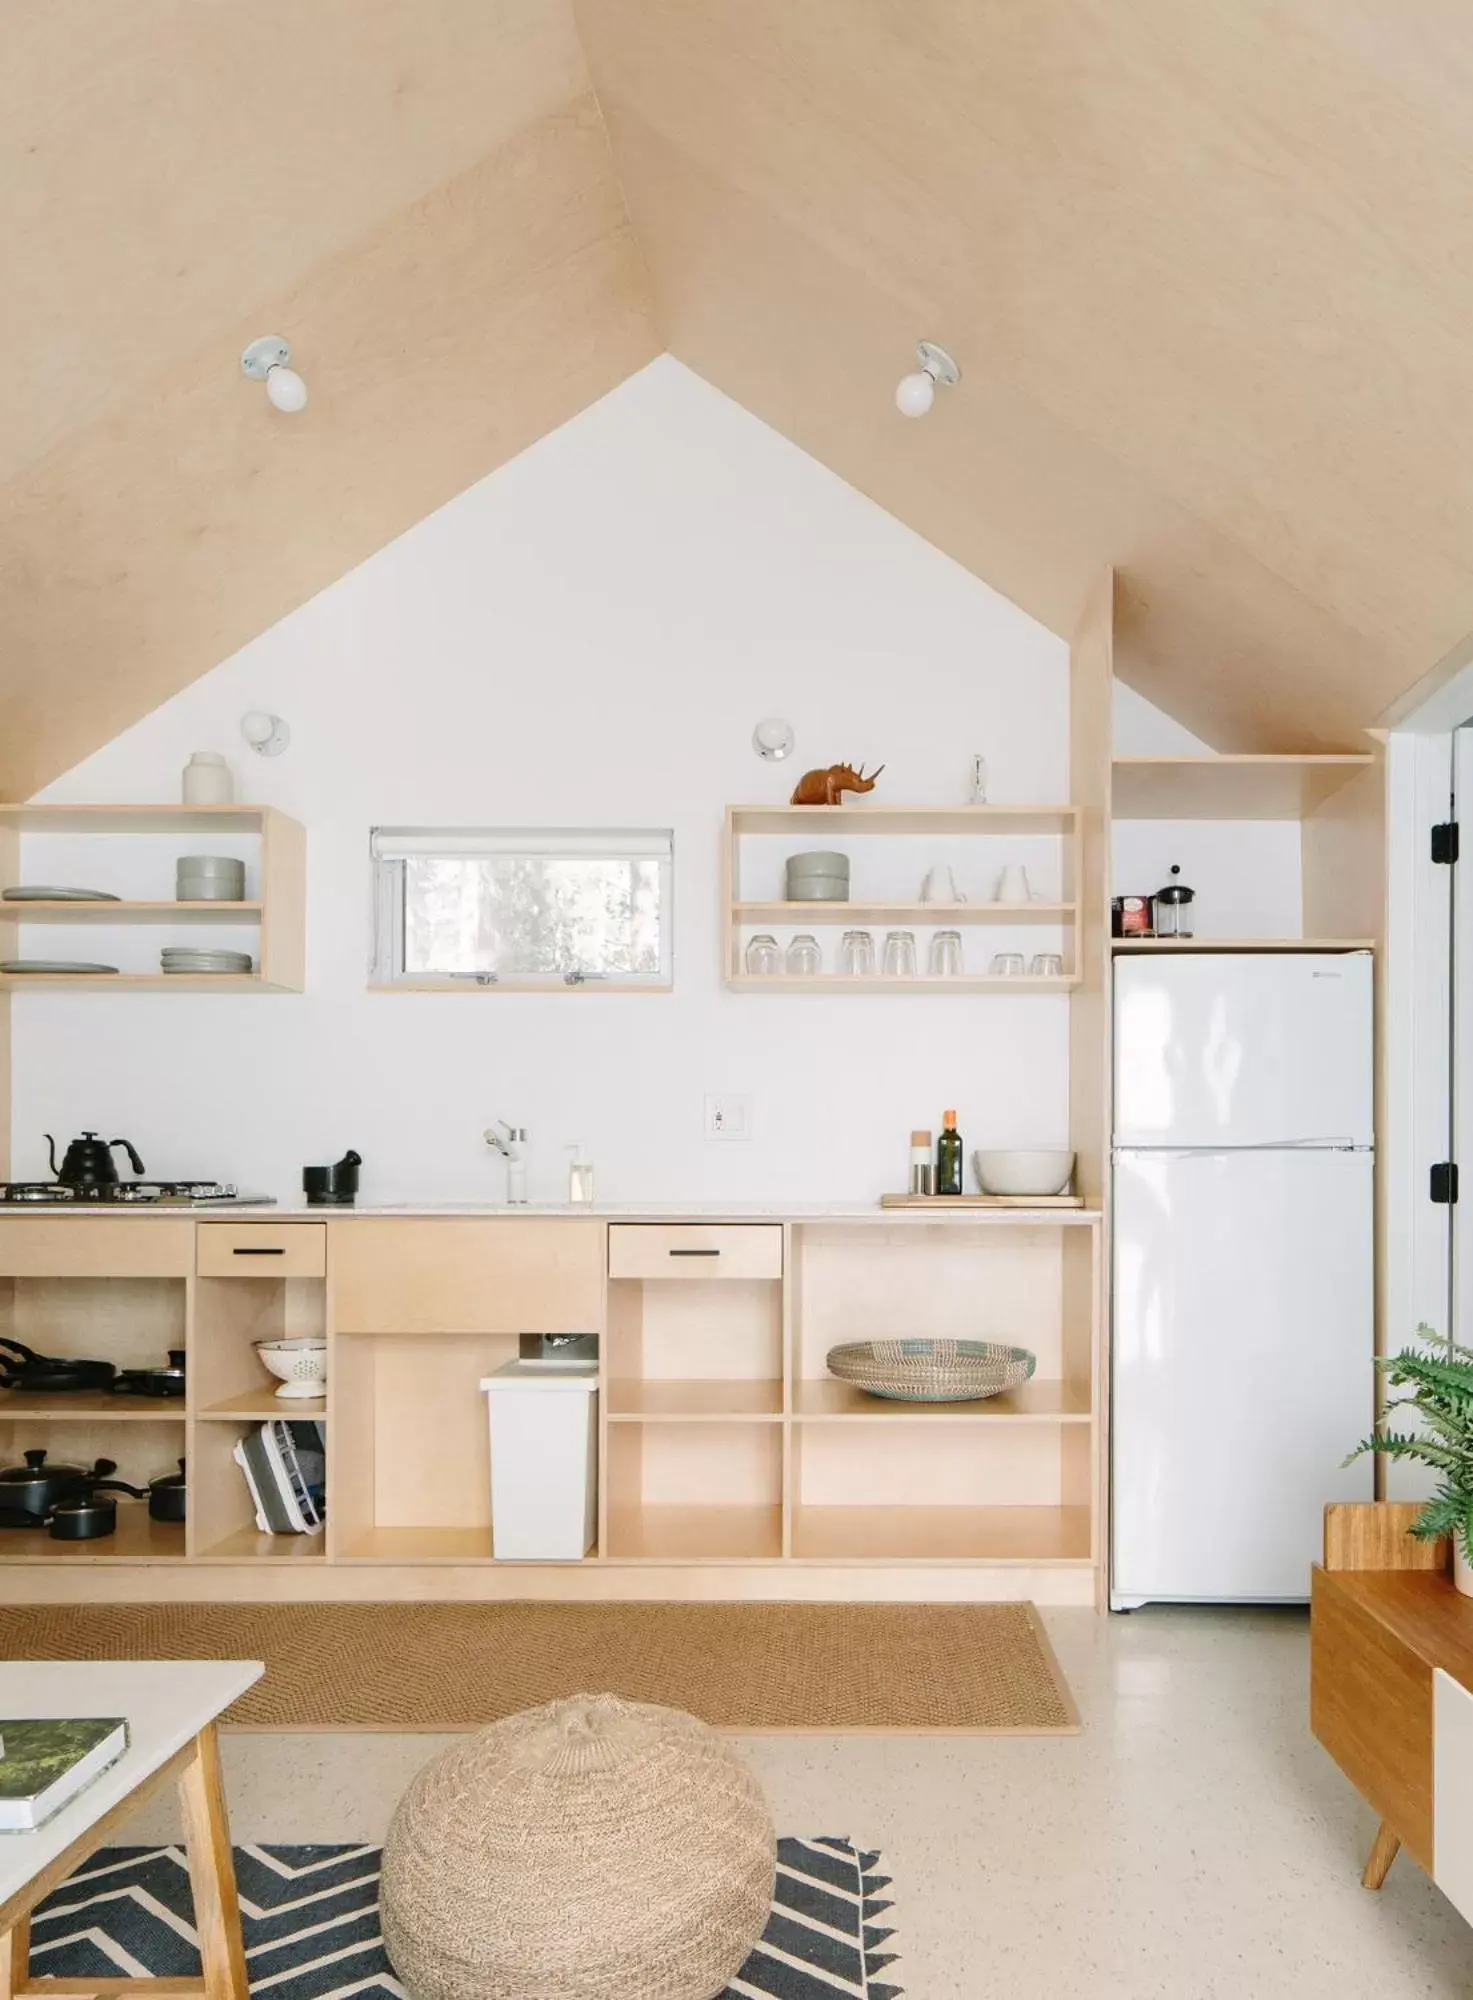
[0,1338,117,1394]
[46,1478,144,1541]
[0,1449,114,1525]
[113,1350,186,1399]
[303,1149,361,1206]
[147,1459,187,1523]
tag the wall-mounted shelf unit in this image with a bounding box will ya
[0,804,305,992]
[724,803,1081,990]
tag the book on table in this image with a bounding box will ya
[0,1719,129,1831]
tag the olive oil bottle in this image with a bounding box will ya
[936,1108,964,1197]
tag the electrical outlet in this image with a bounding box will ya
[705,1094,752,1141]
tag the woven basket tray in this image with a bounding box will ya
[826,1337,1037,1403]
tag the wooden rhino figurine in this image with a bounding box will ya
[790,761,885,806]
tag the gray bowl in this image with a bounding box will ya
[177,855,245,902]
[786,851,850,903]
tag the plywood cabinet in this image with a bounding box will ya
[0,1210,1103,1603]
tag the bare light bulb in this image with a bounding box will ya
[266,364,308,414]
[241,710,291,756]
[895,370,936,418]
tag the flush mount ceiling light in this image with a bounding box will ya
[240,335,308,414]
[241,710,291,757]
[895,340,960,419]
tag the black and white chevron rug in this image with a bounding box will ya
[27,1837,902,1999]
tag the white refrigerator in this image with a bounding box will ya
[1111,952,1375,1609]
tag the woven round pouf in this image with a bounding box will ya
[380,1692,775,2000]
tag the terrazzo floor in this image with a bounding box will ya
[119,1605,1472,1998]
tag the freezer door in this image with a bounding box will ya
[1114,953,1373,1148]
[1111,1147,1374,1604]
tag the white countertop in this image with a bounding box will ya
[1,1198,1100,1223]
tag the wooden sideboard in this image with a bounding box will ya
[0,1207,1104,1606]
[1311,1500,1473,1921]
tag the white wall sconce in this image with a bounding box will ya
[752,717,795,762]
[240,336,308,414]
[241,710,291,758]
[895,340,960,419]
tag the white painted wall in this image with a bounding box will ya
[1112,674,1304,939]
[13,358,1075,1205]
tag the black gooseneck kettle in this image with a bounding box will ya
[45,1132,146,1187]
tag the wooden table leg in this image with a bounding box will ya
[0,1916,31,2000]
[1362,1820,1402,1890]
[177,1727,247,2000]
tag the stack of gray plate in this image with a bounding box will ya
[160,947,254,976]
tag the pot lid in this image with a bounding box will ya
[0,1447,88,1485]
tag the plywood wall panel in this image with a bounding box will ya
[577,0,1473,744]
[0,96,657,798]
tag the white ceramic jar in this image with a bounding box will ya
[182,752,233,805]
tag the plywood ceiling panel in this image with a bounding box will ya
[0,1,656,797]
[574,0,1473,747]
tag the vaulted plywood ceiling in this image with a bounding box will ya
[574,0,1473,751]
[0,0,656,798]
[4,1,1472,788]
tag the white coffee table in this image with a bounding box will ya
[0,1659,262,2000]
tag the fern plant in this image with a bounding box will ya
[1345,1325,1473,1563]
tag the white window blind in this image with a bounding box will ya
[370,827,673,989]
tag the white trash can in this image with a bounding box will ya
[480,1360,598,1560]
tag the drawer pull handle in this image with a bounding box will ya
[232,1246,287,1257]
[669,1247,720,1257]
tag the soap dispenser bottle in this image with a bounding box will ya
[566,1146,595,1207]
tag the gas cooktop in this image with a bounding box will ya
[0,1181,275,1207]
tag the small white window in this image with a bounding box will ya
[371,828,673,989]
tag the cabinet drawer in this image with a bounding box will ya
[0,1218,194,1277]
[608,1224,784,1281]
[197,1223,326,1278]
[332,1220,602,1333]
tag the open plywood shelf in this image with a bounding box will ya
[195,1526,325,1562]
[790,1503,1092,1564]
[196,1390,326,1421]
[0,1390,184,1421]
[3,901,264,924]
[0,1507,184,1562]
[793,1378,1092,1422]
[733,901,1076,926]
[729,804,1077,836]
[1110,754,1374,820]
[605,1503,784,1562]
[727,974,1078,993]
[726,802,1082,992]
[0,802,305,991]
[605,1379,784,1420]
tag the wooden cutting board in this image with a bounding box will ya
[879,1193,1084,1209]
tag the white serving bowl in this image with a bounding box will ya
[254,1338,327,1400]
[973,1149,1076,1197]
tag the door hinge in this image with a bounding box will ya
[1432,821,1460,864]
[1432,1161,1459,1205]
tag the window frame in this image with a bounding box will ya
[369,826,675,991]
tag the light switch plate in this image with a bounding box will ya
[705,1094,752,1140]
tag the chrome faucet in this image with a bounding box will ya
[483,1122,528,1204]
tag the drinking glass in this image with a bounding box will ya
[840,929,876,976]
[928,929,964,977]
[1030,952,1065,979]
[786,933,823,976]
[882,930,918,977]
[989,952,1026,977]
[744,933,781,976]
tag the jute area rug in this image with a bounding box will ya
[0,1600,1077,1734]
